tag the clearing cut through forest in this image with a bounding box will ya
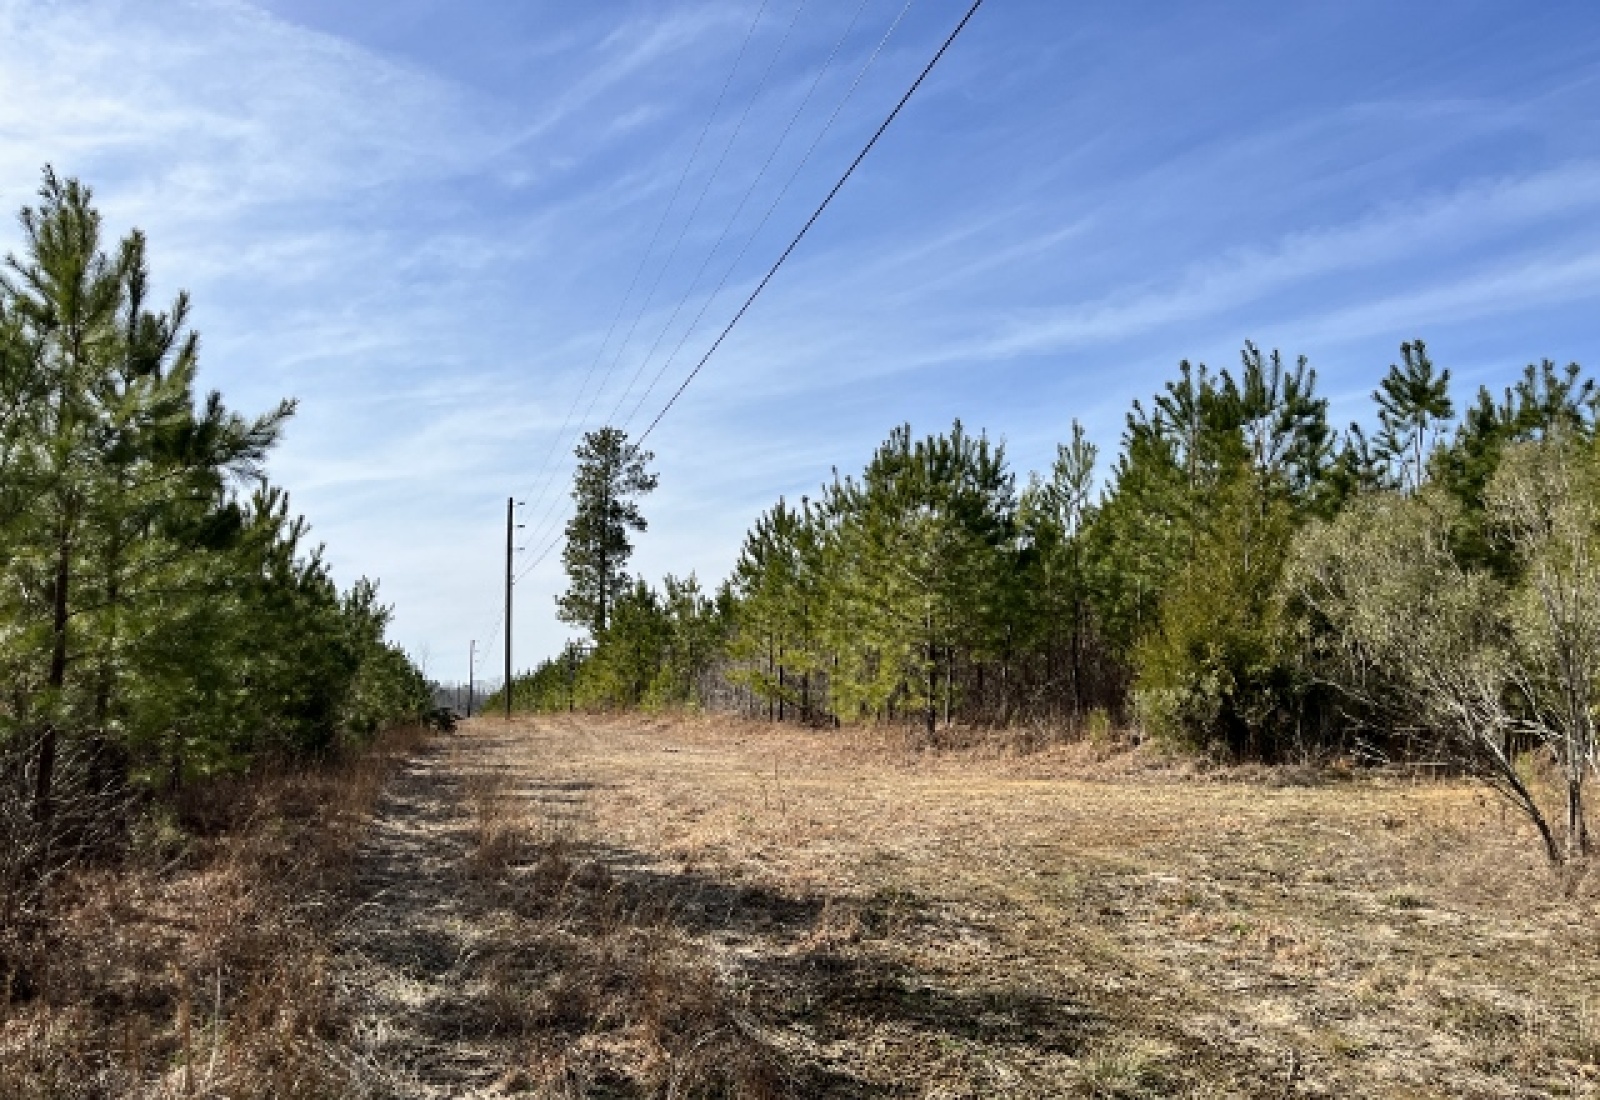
[331,714,1600,1098]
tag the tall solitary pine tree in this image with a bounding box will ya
[558,427,657,637]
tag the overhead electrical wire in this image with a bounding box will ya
[502,0,771,570]
[461,607,503,688]
[514,0,983,585]
[618,0,918,432]
[515,0,918,583]
[474,1,775,671]
[517,0,864,574]
[635,0,987,447]
[513,0,804,568]
[600,0,872,428]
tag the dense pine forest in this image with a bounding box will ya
[502,344,1600,865]
[0,172,431,918]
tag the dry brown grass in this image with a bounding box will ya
[331,727,805,1097]
[0,724,433,1099]
[428,712,1600,1098]
[15,713,1598,1097]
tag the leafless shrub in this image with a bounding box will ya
[1,732,137,978]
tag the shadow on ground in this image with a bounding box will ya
[334,745,1101,1097]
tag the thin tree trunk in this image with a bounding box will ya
[35,502,74,822]
[1000,625,1013,728]
[943,646,953,729]
[597,540,607,635]
[167,736,183,795]
[832,653,840,729]
[1070,596,1084,720]
[1568,778,1588,861]
[89,518,124,805]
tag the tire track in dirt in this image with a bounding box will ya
[333,732,520,1097]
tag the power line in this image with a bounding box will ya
[635,0,986,446]
[515,1,808,572]
[620,0,919,431]
[465,607,503,684]
[513,0,797,564]
[515,0,851,585]
[600,0,869,427]
[507,2,774,587]
[515,0,915,585]
[515,0,985,591]
[515,0,826,573]
[518,0,928,585]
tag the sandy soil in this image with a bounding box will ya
[330,713,1600,1098]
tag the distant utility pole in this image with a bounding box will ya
[505,497,525,721]
[505,497,514,720]
[467,639,475,717]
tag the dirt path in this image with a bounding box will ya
[331,714,1600,1098]
[334,731,510,1094]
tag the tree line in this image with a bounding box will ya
[0,170,430,909]
[505,340,1600,865]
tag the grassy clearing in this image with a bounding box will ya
[7,715,1599,1097]
[437,714,1600,1098]
[0,725,433,1099]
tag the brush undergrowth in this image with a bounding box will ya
[0,725,433,1100]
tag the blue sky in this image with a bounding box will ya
[1,1,1597,684]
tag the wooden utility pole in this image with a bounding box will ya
[467,639,475,717]
[505,497,514,720]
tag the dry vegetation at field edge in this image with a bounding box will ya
[414,713,1600,1098]
[0,724,434,1100]
[7,715,1597,1098]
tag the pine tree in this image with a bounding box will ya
[1018,419,1097,717]
[822,422,1015,739]
[730,497,822,718]
[1373,340,1453,493]
[557,427,657,637]
[0,168,425,827]
[1084,403,1192,658]
[1225,342,1332,500]
[0,170,127,817]
[1097,346,1330,754]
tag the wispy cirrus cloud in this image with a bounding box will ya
[933,161,1600,362]
[0,0,497,212]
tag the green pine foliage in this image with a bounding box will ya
[0,169,429,832]
[557,427,658,635]
[1016,419,1097,719]
[1124,344,1332,757]
[520,343,1600,787]
[1372,340,1454,493]
[817,422,1017,735]
[1132,467,1298,756]
[510,305,1600,867]
[496,574,729,714]
[727,496,828,718]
